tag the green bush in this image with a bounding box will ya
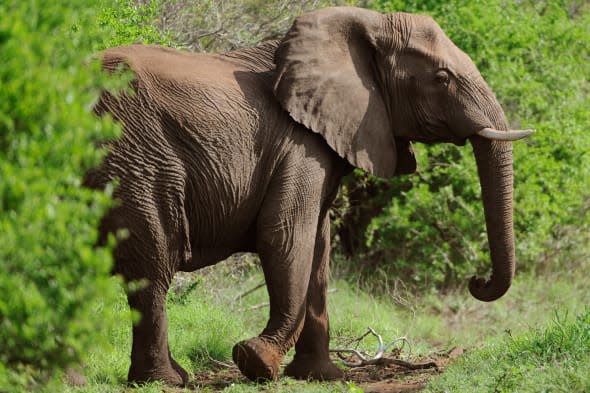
[0,0,168,391]
[337,0,590,291]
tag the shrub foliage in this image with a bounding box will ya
[0,0,167,390]
[1,0,588,388]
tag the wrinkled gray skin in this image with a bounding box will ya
[86,7,526,386]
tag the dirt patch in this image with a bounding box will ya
[193,366,252,392]
[180,351,459,392]
[345,358,445,393]
[191,367,249,391]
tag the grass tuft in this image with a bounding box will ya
[64,266,590,392]
[424,309,590,393]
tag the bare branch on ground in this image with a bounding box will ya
[330,327,437,370]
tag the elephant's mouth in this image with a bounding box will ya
[452,138,468,146]
[408,133,467,146]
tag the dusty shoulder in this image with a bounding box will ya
[218,40,280,72]
[100,45,207,73]
[100,43,279,74]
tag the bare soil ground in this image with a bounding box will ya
[344,359,445,393]
[179,351,460,393]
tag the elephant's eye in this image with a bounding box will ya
[435,70,450,87]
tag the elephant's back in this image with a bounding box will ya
[93,43,294,255]
[100,43,282,138]
[100,41,279,77]
[96,43,287,158]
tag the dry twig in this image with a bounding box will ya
[206,350,234,369]
[234,281,265,302]
[249,302,269,310]
[330,327,436,370]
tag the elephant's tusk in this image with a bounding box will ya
[476,127,534,141]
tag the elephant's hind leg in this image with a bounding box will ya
[99,144,192,385]
[126,281,188,386]
[106,203,189,386]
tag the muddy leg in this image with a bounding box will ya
[232,163,324,381]
[232,221,318,381]
[127,280,188,386]
[284,215,343,380]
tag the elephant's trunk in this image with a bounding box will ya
[468,136,515,301]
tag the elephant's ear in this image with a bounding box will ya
[274,7,416,178]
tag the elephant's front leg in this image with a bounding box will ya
[232,222,317,381]
[284,215,344,380]
[232,170,323,381]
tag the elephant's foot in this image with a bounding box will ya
[284,354,344,381]
[232,337,283,382]
[128,357,189,386]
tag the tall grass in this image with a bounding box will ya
[64,264,590,392]
[425,309,590,392]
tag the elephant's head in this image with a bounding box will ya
[274,7,533,301]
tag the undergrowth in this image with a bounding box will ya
[424,309,590,393]
[63,260,590,392]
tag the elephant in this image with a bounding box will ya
[85,6,533,386]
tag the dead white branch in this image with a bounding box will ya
[330,327,412,367]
